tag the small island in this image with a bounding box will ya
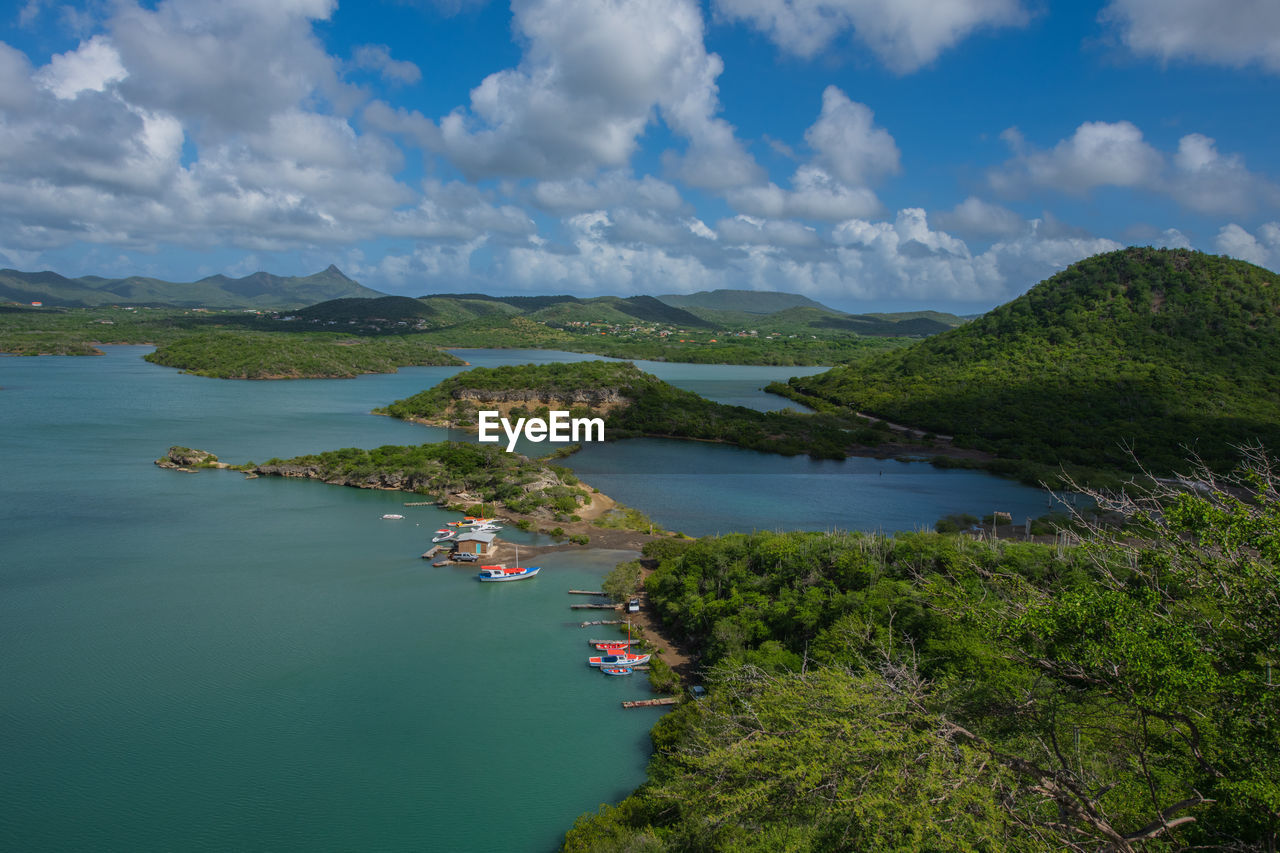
[375,360,868,459]
[144,331,465,378]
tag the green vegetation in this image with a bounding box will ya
[0,263,381,308]
[144,331,463,378]
[595,506,663,534]
[376,360,862,458]
[785,248,1280,477]
[250,441,588,517]
[565,451,1280,850]
[601,559,643,603]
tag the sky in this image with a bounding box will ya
[1,0,1278,312]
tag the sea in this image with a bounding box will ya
[0,347,1061,851]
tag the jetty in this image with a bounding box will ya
[402,501,435,507]
[588,638,637,646]
[571,603,618,610]
[568,590,606,596]
[579,619,623,627]
[622,697,679,709]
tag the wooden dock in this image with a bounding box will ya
[622,697,678,709]
[588,638,636,646]
[568,590,606,596]
[571,603,618,610]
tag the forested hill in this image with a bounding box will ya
[0,264,384,308]
[785,247,1280,475]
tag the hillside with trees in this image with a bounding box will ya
[564,451,1280,850]
[376,360,865,458]
[782,248,1280,475]
[144,331,463,378]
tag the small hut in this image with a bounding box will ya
[454,531,496,556]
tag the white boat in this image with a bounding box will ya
[476,565,540,582]
[431,529,455,543]
[382,513,405,520]
[476,544,538,582]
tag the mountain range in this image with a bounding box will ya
[0,265,383,309]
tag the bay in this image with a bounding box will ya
[0,347,1056,850]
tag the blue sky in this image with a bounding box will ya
[1,0,1277,311]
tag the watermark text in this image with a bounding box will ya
[478,410,605,452]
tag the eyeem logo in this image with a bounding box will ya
[478,410,605,452]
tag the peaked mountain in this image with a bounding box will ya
[657,288,837,314]
[0,265,385,308]
[786,247,1280,475]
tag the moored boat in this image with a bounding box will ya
[431,529,455,542]
[382,513,405,520]
[477,565,540,582]
[588,652,651,667]
[601,666,633,676]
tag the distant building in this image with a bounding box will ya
[454,531,496,556]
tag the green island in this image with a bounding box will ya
[777,248,1280,479]
[143,330,464,378]
[564,453,1280,850]
[374,360,875,459]
[245,441,590,518]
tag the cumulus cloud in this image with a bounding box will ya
[351,44,422,85]
[935,196,1024,238]
[991,121,1162,195]
[1215,222,1280,269]
[991,121,1280,216]
[529,171,685,215]
[727,86,894,222]
[431,0,758,186]
[0,0,431,257]
[713,0,1028,72]
[1100,0,1280,73]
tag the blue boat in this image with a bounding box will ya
[601,666,633,676]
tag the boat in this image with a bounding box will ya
[588,652,651,667]
[382,513,405,520]
[476,545,539,582]
[601,666,633,676]
[477,565,540,582]
[595,641,633,652]
[431,529,455,542]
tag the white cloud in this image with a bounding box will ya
[991,121,1280,217]
[718,215,821,247]
[1100,0,1280,73]
[991,121,1162,194]
[727,86,894,222]
[432,0,759,186]
[805,86,899,185]
[714,0,1028,72]
[35,35,127,99]
[935,196,1024,238]
[1215,222,1280,269]
[529,171,685,215]
[351,44,422,85]
[107,0,346,136]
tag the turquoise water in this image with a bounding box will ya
[0,348,1056,850]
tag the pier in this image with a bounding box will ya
[622,697,679,709]
[579,619,623,627]
[568,590,606,596]
[571,603,618,610]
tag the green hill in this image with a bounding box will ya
[657,288,837,314]
[377,361,853,458]
[0,264,384,308]
[785,247,1280,475]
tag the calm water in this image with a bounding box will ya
[0,347,1055,850]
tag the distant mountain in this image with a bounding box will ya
[657,289,837,314]
[294,295,436,323]
[0,264,385,308]
[786,247,1280,475]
